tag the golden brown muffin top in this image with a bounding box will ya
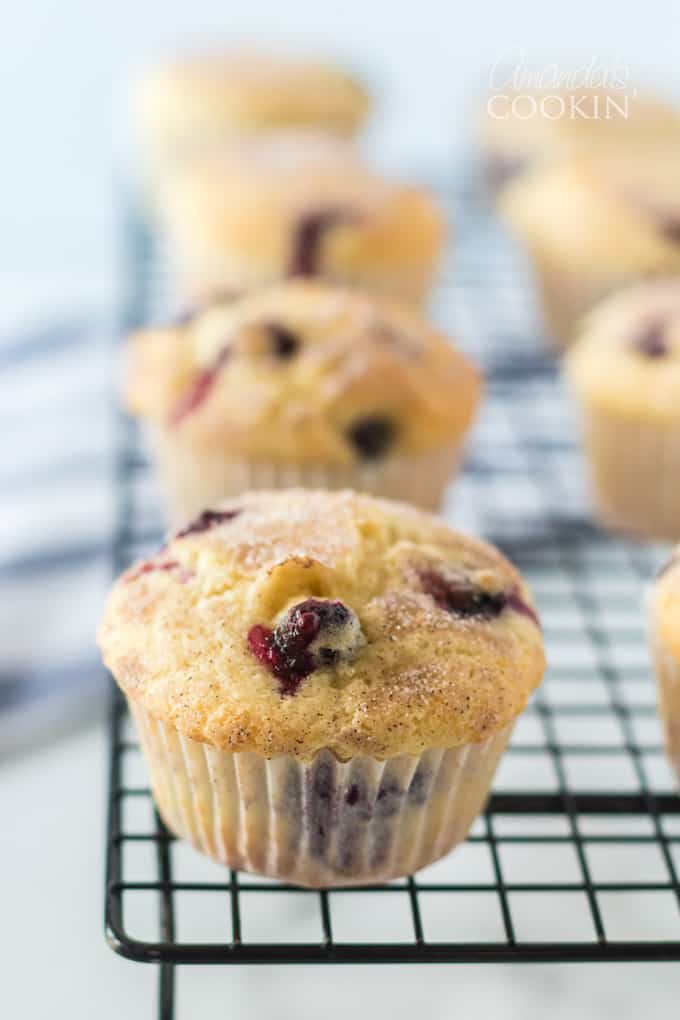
[98,490,545,760]
[127,280,480,463]
[137,49,370,146]
[155,134,445,282]
[565,279,680,421]
[499,150,680,273]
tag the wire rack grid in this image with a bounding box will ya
[105,178,680,1019]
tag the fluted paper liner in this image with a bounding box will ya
[149,426,463,523]
[130,701,512,887]
[575,402,680,542]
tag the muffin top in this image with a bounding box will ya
[98,490,545,760]
[137,49,369,149]
[482,87,680,166]
[565,280,680,421]
[499,151,680,273]
[156,134,445,282]
[127,280,480,462]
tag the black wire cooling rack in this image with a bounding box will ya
[105,177,680,1019]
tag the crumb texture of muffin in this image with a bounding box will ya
[650,554,680,785]
[128,281,479,518]
[136,49,370,167]
[99,490,544,761]
[154,134,445,305]
[565,280,680,540]
[499,153,680,346]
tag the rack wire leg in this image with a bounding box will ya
[158,963,175,1020]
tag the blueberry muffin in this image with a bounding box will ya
[649,553,680,786]
[127,280,480,520]
[98,489,545,887]
[136,49,369,180]
[565,279,680,540]
[499,150,680,348]
[154,133,445,307]
[481,87,680,196]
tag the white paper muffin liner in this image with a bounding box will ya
[649,625,680,787]
[129,700,512,888]
[149,426,463,523]
[574,401,680,542]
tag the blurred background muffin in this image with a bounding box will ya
[565,278,680,540]
[499,150,680,348]
[481,86,680,196]
[135,48,370,182]
[127,279,481,520]
[153,132,445,306]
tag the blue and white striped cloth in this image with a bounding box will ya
[0,314,114,752]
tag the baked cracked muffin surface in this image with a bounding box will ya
[137,48,370,163]
[127,280,480,463]
[566,279,680,421]
[155,133,445,304]
[98,490,545,761]
[499,152,680,275]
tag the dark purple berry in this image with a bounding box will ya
[635,198,680,245]
[504,588,542,628]
[419,569,505,618]
[346,416,397,460]
[170,346,231,425]
[419,569,540,627]
[175,508,241,539]
[408,765,433,805]
[287,207,356,277]
[345,783,361,806]
[247,598,363,695]
[126,559,179,583]
[633,321,668,358]
[247,624,307,696]
[307,756,337,859]
[658,214,680,244]
[375,776,405,817]
[267,322,300,359]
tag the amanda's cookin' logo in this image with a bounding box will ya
[487,50,636,120]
